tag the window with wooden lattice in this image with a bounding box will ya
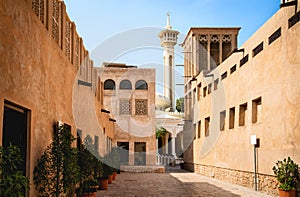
[120,100,131,115]
[135,99,148,115]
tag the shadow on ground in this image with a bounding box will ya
[166,166,241,197]
[170,174,241,197]
[165,165,189,173]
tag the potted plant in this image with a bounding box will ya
[77,179,98,197]
[110,147,121,179]
[33,124,79,196]
[273,157,300,197]
[0,144,30,197]
[92,153,108,190]
[98,161,110,190]
[77,141,95,182]
[103,154,113,184]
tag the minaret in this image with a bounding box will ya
[158,12,179,111]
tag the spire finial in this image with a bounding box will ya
[166,12,172,29]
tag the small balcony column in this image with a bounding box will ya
[165,133,169,154]
[231,33,237,51]
[171,135,176,157]
[207,35,211,70]
[219,35,223,65]
[156,138,158,154]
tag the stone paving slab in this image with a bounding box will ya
[96,170,273,197]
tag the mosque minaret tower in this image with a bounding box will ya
[158,13,179,111]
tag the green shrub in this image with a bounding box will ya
[0,144,30,197]
[33,124,79,196]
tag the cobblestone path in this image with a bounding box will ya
[96,170,273,197]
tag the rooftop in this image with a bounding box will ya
[102,62,137,68]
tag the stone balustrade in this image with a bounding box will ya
[156,153,177,166]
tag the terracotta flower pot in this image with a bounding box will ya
[99,179,108,190]
[108,175,113,184]
[82,192,96,197]
[112,172,117,180]
[278,188,296,197]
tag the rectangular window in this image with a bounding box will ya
[100,82,104,105]
[205,117,210,137]
[197,83,201,101]
[203,86,207,97]
[230,64,237,74]
[94,135,99,153]
[268,28,281,45]
[240,54,249,67]
[221,72,227,80]
[135,99,148,115]
[106,137,111,153]
[97,78,101,101]
[193,88,196,104]
[289,11,300,28]
[197,121,201,138]
[120,99,131,115]
[3,101,30,180]
[220,110,226,131]
[252,42,264,57]
[194,124,197,140]
[214,79,219,91]
[252,97,262,123]
[229,107,235,129]
[208,83,212,94]
[239,103,248,126]
[76,129,82,149]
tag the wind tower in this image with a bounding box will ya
[158,12,179,111]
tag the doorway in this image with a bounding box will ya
[117,142,129,165]
[2,101,29,177]
[134,142,146,166]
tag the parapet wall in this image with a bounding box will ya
[30,0,95,84]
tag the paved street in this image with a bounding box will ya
[97,167,272,197]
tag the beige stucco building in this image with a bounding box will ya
[0,0,115,196]
[97,63,156,166]
[182,2,300,196]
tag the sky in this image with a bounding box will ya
[64,0,280,97]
